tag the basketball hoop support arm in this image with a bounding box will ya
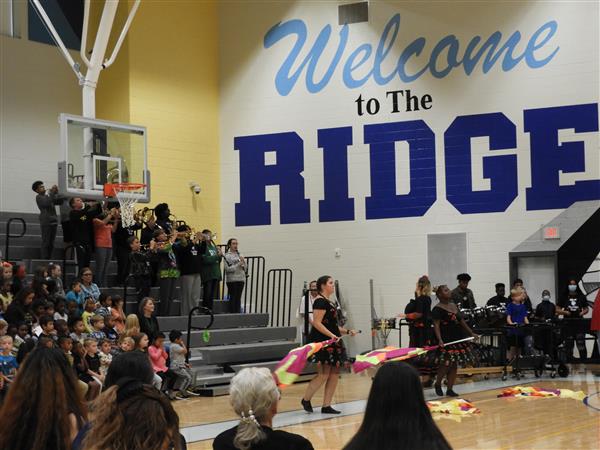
[30,0,140,190]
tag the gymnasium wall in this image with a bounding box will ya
[1,1,221,237]
[218,1,600,352]
[0,8,81,213]
[97,0,221,234]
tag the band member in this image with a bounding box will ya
[224,238,247,314]
[506,287,529,361]
[129,237,155,304]
[199,230,222,311]
[451,273,476,309]
[32,181,61,259]
[557,279,589,361]
[487,283,508,307]
[69,198,101,270]
[152,229,179,317]
[297,280,318,344]
[301,275,357,414]
[432,285,478,397]
[400,275,434,386]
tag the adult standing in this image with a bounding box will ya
[301,275,357,415]
[297,280,318,344]
[92,207,118,287]
[451,273,476,309]
[400,275,434,386]
[112,207,142,286]
[432,285,478,397]
[199,229,222,311]
[137,297,160,342]
[32,181,61,259]
[176,226,203,315]
[556,279,589,361]
[69,198,100,271]
[152,229,179,316]
[224,238,247,314]
[487,283,508,307]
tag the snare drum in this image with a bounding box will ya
[372,317,397,330]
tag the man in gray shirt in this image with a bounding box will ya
[32,181,62,259]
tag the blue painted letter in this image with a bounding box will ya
[445,113,518,214]
[525,103,600,210]
[318,127,355,222]
[235,132,310,226]
[365,121,436,219]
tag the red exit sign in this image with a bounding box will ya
[543,227,560,239]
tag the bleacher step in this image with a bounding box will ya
[158,313,269,331]
[185,326,296,347]
[189,341,297,366]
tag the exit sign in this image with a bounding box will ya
[543,226,560,239]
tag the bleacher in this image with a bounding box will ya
[1,211,309,396]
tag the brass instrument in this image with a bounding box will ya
[134,207,154,225]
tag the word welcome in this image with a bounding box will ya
[234,103,600,226]
[264,14,559,96]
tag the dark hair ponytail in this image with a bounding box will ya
[316,275,332,295]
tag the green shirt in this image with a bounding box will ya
[200,242,222,281]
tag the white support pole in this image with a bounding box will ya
[103,0,141,69]
[80,0,92,69]
[81,1,119,190]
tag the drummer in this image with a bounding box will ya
[451,273,476,309]
[486,283,508,307]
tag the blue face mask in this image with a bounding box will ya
[568,285,577,293]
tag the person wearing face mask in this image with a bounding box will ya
[535,290,556,320]
[556,279,589,361]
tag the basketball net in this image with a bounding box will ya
[104,183,145,228]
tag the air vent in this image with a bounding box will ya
[338,2,369,25]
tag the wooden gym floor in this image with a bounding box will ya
[175,368,600,450]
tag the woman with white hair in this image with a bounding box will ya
[213,367,313,450]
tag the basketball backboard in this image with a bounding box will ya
[57,113,151,202]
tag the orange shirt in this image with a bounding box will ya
[93,219,113,248]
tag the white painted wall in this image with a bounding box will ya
[0,30,81,213]
[219,1,600,353]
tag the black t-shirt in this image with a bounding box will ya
[70,206,99,245]
[175,242,202,275]
[558,294,588,316]
[113,221,141,248]
[308,297,340,342]
[487,295,507,307]
[535,301,556,320]
[138,314,160,341]
[412,295,432,326]
[85,353,101,373]
[431,305,466,342]
[213,425,313,450]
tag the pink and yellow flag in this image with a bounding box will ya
[352,345,436,374]
[273,338,338,388]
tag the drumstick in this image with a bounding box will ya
[442,336,475,346]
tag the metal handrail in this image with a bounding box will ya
[185,306,214,364]
[266,268,293,327]
[4,218,26,261]
[62,244,85,288]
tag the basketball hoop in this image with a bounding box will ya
[104,183,146,228]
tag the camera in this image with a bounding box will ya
[189,181,201,195]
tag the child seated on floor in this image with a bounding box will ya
[0,335,18,399]
[89,315,106,341]
[149,332,183,400]
[98,339,113,378]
